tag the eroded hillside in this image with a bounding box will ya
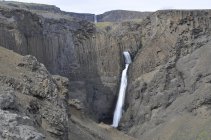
[121,10,211,140]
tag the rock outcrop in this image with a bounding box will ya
[97,10,151,22]
[0,47,69,139]
[1,1,61,13]
[120,10,211,140]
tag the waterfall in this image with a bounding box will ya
[112,51,132,128]
[94,15,97,23]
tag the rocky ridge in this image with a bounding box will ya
[97,10,151,22]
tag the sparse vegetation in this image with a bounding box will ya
[95,22,113,29]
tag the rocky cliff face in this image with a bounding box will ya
[0,1,149,124]
[0,1,102,119]
[120,10,211,140]
[0,1,142,122]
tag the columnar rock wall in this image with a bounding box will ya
[0,2,142,121]
[121,10,211,140]
[1,2,211,140]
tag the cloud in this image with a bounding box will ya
[159,6,174,10]
[14,0,211,14]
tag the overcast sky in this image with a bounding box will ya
[15,0,211,14]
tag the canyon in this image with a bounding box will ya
[0,1,211,140]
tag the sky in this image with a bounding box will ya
[14,0,211,14]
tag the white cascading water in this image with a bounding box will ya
[112,51,132,128]
[94,15,97,23]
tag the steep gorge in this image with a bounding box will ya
[0,1,211,140]
[0,1,142,122]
